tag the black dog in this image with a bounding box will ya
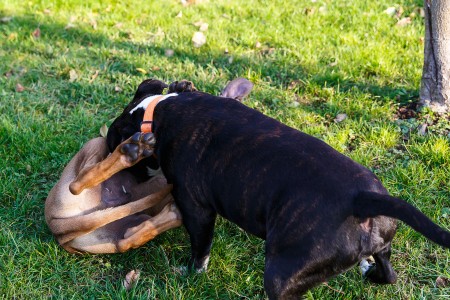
[107,79,450,299]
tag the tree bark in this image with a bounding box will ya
[420,0,450,113]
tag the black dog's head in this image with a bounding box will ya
[106,77,253,180]
[107,79,168,152]
[106,79,168,178]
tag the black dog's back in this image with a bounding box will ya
[154,93,387,238]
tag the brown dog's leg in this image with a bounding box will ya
[117,203,182,252]
[52,185,173,245]
[69,132,155,195]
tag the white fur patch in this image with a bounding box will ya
[359,257,375,276]
[146,167,163,177]
[129,93,178,115]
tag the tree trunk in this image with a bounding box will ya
[420,0,450,113]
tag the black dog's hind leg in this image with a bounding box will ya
[172,187,217,272]
[364,243,397,284]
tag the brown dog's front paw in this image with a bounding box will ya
[168,80,197,93]
[120,132,155,164]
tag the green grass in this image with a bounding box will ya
[0,0,449,298]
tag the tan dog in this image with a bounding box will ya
[45,133,182,254]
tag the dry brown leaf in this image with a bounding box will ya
[15,83,25,92]
[417,123,427,136]
[8,32,17,40]
[89,70,99,83]
[165,49,174,57]
[0,16,13,23]
[334,113,347,123]
[384,7,397,16]
[395,6,404,18]
[396,17,411,27]
[69,70,78,82]
[32,28,41,38]
[65,23,76,29]
[136,68,147,74]
[199,23,208,31]
[99,124,108,137]
[4,70,13,78]
[436,276,450,288]
[123,269,140,290]
[192,31,206,47]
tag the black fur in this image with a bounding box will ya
[108,79,450,299]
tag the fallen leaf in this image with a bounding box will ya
[43,9,51,14]
[384,7,397,16]
[199,23,208,31]
[165,49,174,57]
[436,276,450,288]
[334,113,347,123]
[32,28,41,38]
[0,16,13,23]
[176,11,182,18]
[15,83,25,92]
[396,17,411,27]
[8,32,18,40]
[123,270,140,290]
[89,70,99,83]
[99,124,108,137]
[255,41,262,48]
[181,0,202,6]
[4,70,13,78]
[194,21,209,31]
[115,86,123,92]
[136,68,147,74]
[89,16,97,29]
[417,123,427,135]
[114,22,123,28]
[26,165,32,173]
[69,69,78,82]
[152,66,161,71]
[192,31,206,48]
[396,6,404,18]
[65,23,76,29]
[318,6,327,14]
[417,7,425,18]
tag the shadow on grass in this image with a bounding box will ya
[2,13,419,102]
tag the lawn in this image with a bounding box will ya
[0,0,449,298]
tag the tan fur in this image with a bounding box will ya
[45,137,182,254]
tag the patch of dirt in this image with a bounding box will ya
[396,102,418,119]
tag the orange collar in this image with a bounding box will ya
[140,95,165,133]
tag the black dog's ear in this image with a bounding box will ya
[133,79,168,101]
[219,78,253,101]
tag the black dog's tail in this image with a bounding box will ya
[354,191,450,248]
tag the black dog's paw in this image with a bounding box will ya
[168,80,197,93]
[120,132,155,163]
